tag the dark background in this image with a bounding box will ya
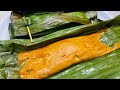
[1,0,120,11]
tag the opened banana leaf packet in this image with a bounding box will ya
[1,11,120,79]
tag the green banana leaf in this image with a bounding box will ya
[0,41,20,79]
[0,53,20,79]
[100,25,120,46]
[10,15,120,52]
[10,11,97,38]
[0,40,13,56]
[47,48,120,79]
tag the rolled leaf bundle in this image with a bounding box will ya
[10,11,97,38]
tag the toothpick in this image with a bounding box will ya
[22,16,33,43]
[26,26,33,42]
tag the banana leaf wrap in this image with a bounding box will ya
[10,11,97,38]
[0,40,13,56]
[0,41,20,79]
[100,25,120,46]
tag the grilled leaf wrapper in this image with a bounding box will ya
[0,53,20,79]
[0,40,13,56]
[0,41,20,79]
[48,48,120,79]
[100,26,120,46]
[10,11,97,38]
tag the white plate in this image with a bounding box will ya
[0,11,11,40]
[97,11,120,20]
[0,11,120,40]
